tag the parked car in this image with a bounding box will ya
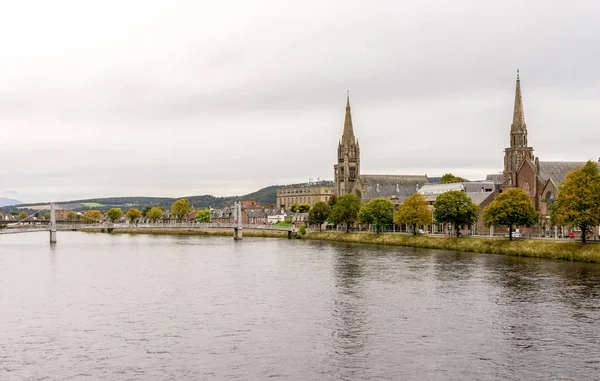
[417,229,425,234]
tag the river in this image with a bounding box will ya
[1,232,599,380]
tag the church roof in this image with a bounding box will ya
[419,183,464,195]
[538,161,590,186]
[359,174,428,202]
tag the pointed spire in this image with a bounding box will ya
[342,91,355,145]
[512,69,526,131]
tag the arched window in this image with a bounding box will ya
[523,180,531,196]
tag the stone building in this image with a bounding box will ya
[277,182,334,209]
[333,95,428,202]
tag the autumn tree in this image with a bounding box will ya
[308,201,331,231]
[549,161,600,243]
[327,194,338,207]
[44,213,51,220]
[67,211,78,221]
[195,209,211,223]
[329,194,362,232]
[440,173,467,184]
[125,208,141,223]
[146,207,163,222]
[290,203,311,213]
[358,198,395,233]
[171,199,191,221]
[395,193,432,235]
[483,188,538,240]
[433,190,478,237]
[82,210,103,224]
[106,208,124,222]
[18,211,28,221]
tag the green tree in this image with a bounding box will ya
[549,161,600,243]
[82,210,103,224]
[125,208,141,223]
[358,198,395,233]
[327,194,338,207]
[44,213,51,220]
[141,205,152,217]
[395,193,432,235]
[298,223,307,236]
[308,201,331,231]
[329,194,362,232]
[440,173,467,184]
[195,209,211,223]
[67,211,78,221]
[484,188,538,240]
[433,190,478,237]
[171,199,191,221]
[106,208,124,222]
[18,211,28,221]
[146,207,163,222]
[290,203,310,213]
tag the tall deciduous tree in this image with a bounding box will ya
[82,210,103,224]
[67,211,78,221]
[141,205,152,217]
[308,201,331,231]
[549,161,600,243]
[195,209,211,223]
[395,193,432,235]
[106,208,124,222]
[18,211,28,221]
[433,190,478,237]
[125,208,141,223]
[483,188,538,240]
[440,173,467,184]
[146,207,163,222]
[329,194,361,232]
[358,198,395,233]
[171,199,191,221]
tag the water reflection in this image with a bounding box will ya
[329,244,369,379]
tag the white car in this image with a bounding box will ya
[505,231,521,238]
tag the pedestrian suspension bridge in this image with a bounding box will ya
[0,202,295,243]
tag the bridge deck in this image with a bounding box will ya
[0,223,294,235]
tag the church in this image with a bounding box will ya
[502,70,596,223]
[333,95,428,204]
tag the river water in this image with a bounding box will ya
[1,232,599,380]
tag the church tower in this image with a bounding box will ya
[503,70,534,187]
[334,94,360,196]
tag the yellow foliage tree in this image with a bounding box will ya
[395,193,432,235]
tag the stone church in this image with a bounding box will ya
[502,70,596,220]
[333,95,428,203]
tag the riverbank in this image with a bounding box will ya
[80,227,600,263]
[80,228,289,238]
[304,232,600,263]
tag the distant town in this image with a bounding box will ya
[2,72,598,241]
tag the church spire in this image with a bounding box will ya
[512,69,526,132]
[342,91,355,145]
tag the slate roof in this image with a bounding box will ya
[244,209,267,218]
[538,161,592,186]
[360,174,428,202]
[465,192,496,206]
[463,181,495,193]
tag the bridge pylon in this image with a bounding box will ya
[49,203,57,243]
[233,201,242,240]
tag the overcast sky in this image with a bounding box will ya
[1,0,599,203]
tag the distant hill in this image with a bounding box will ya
[0,198,22,207]
[7,184,285,212]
